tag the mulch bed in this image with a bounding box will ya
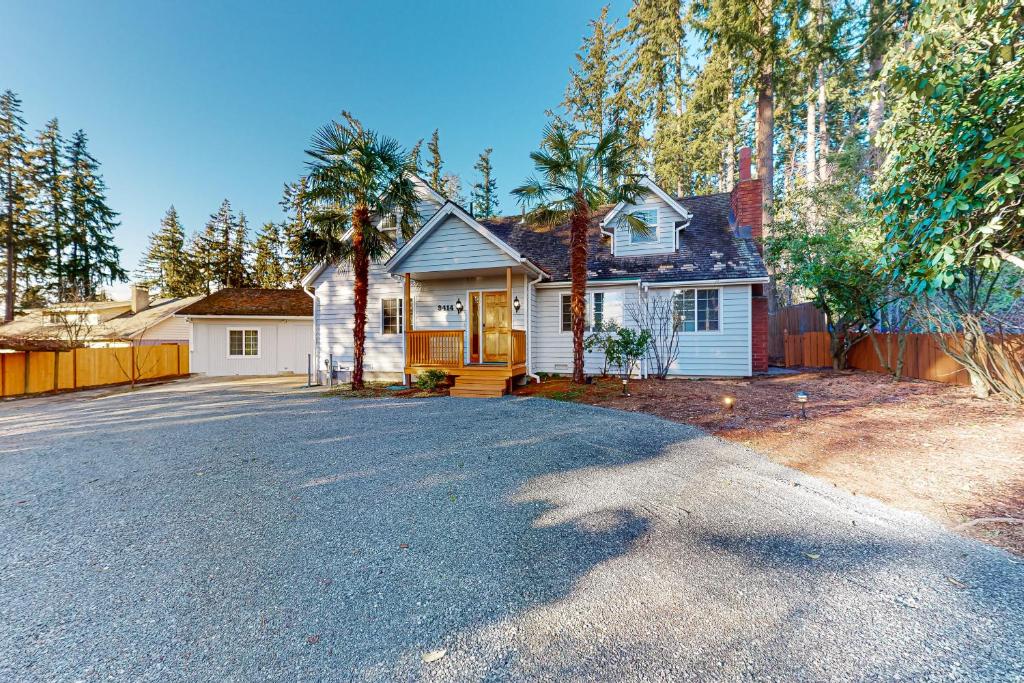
[515,370,1024,556]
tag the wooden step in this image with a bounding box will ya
[450,387,505,398]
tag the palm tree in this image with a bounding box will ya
[513,125,645,384]
[302,112,420,389]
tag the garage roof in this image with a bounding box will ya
[177,289,313,318]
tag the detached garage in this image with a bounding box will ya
[177,289,314,377]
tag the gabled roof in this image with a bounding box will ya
[600,176,693,229]
[177,289,312,317]
[385,201,545,275]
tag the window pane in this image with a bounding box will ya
[561,295,571,332]
[229,330,243,355]
[244,330,259,355]
[382,298,402,335]
[592,292,604,331]
[629,209,657,243]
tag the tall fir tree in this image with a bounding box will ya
[66,129,125,299]
[228,211,250,287]
[138,206,192,296]
[252,221,287,288]
[31,118,70,300]
[427,129,443,191]
[440,173,466,206]
[0,90,33,319]
[199,199,237,291]
[280,179,311,286]
[471,148,499,218]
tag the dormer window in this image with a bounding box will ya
[627,209,658,244]
[379,213,399,243]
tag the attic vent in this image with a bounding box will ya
[710,250,723,259]
[658,264,675,272]
[736,225,753,239]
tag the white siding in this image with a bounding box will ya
[654,284,751,377]
[399,215,518,273]
[141,315,190,343]
[191,318,313,376]
[610,192,686,257]
[532,283,641,375]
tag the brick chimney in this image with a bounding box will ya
[130,284,150,314]
[731,146,768,374]
[730,146,763,247]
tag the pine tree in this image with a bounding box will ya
[0,90,33,319]
[471,148,499,218]
[427,129,443,191]
[138,206,192,296]
[252,221,286,288]
[408,139,424,174]
[65,130,125,299]
[440,173,465,206]
[280,179,311,286]
[227,211,250,287]
[199,199,236,290]
[31,118,70,300]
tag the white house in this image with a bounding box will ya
[177,288,314,377]
[302,150,769,397]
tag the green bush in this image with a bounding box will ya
[415,369,448,391]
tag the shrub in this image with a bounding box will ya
[415,369,448,391]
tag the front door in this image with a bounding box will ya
[468,290,509,363]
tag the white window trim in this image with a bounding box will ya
[226,327,261,358]
[560,292,610,334]
[673,287,725,335]
[380,297,404,335]
[626,208,659,245]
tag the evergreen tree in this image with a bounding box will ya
[65,129,125,299]
[252,221,287,288]
[440,173,465,206]
[280,179,311,286]
[199,199,236,290]
[0,90,33,319]
[228,211,250,287]
[427,129,443,190]
[138,206,192,296]
[31,118,70,300]
[408,139,424,174]
[471,148,499,218]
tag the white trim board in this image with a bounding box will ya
[599,176,693,230]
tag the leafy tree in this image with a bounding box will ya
[252,221,287,288]
[139,206,192,296]
[301,112,420,389]
[607,326,651,394]
[471,148,499,218]
[0,90,33,319]
[427,128,443,191]
[65,129,124,299]
[513,125,645,384]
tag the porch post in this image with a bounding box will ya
[506,266,513,369]
[404,273,412,386]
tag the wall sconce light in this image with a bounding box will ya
[795,391,808,419]
[455,298,464,314]
[512,296,521,313]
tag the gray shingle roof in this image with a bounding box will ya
[478,192,767,283]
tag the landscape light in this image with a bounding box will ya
[795,391,809,419]
[513,296,521,313]
[455,298,464,314]
[723,396,735,412]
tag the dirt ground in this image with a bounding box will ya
[515,370,1024,556]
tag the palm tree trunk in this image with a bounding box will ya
[570,190,590,384]
[351,205,370,390]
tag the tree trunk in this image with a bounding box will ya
[569,190,590,384]
[805,87,816,187]
[816,63,829,183]
[351,205,370,390]
[4,162,14,322]
[756,64,777,314]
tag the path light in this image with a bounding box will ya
[722,396,735,412]
[795,390,809,419]
[455,298,464,314]
[513,296,521,313]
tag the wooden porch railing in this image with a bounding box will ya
[406,330,464,369]
[511,329,526,366]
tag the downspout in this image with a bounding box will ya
[303,284,320,385]
[640,282,649,379]
[525,269,544,383]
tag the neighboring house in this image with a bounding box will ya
[0,285,201,350]
[302,150,769,397]
[176,288,314,377]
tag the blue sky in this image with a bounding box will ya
[3,0,627,292]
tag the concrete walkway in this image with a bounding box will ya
[0,378,1021,681]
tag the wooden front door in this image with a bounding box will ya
[472,291,508,363]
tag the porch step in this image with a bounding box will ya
[449,375,509,398]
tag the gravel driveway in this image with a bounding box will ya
[1,377,1022,682]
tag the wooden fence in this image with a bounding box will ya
[0,343,189,397]
[782,331,1024,386]
[769,303,828,363]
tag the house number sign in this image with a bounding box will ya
[436,304,455,311]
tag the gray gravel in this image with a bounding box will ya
[1,377,1022,682]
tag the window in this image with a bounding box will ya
[673,289,720,332]
[228,329,259,356]
[560,292,608,332]
[381,298,403,335]
[627,209,658,244]
[379,213,398,243]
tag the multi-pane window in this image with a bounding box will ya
[628,209,657,243]
[380,213,399,243]
[228,329,259,356]
[381,298,403,335]
[673,289,720,332]
[560,292,606,332]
